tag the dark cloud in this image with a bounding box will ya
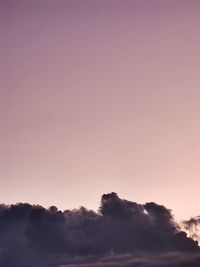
[0,193,199,267]
[183,216,200,243]
[55,252,200,267]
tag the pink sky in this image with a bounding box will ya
[1,0,200,221]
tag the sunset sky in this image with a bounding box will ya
[1,0,200,221]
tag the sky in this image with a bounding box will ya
[0,0,200,221]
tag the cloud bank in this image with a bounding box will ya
[0,192,199,267]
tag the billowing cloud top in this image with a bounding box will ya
[0,193,199,267]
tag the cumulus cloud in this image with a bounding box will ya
[183,216,200,243]
[0,192,199,267]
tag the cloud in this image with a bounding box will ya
[55,252,200,267]
[182,216,200,243]
[0,193,199,267]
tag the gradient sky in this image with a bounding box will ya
[0,0,200,221]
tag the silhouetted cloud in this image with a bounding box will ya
[0,193,199,267]
[183,216,200,243]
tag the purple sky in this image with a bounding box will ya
[1,0,200,220]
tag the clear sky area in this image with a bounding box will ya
[1,0,200,221]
